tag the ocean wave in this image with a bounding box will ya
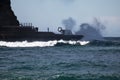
[1,73,119,80]
[0,40,120,47]
[88,40,120,46]
[49,74,120,80]
[0,40,90,47]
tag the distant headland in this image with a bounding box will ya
[0,0,19,26]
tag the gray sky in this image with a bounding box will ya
[11,0,120,37]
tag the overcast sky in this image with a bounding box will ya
[11,0,120,37]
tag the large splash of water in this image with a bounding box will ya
[62,17,76,31]
[0,40,90,47]
[62,17,105,41]
[75,18,105,41]
[75,23,103,41]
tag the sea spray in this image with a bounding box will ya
[62,17,76,31]
[0,40,90,47]
[75,18,105,41]
[62,17,105,41]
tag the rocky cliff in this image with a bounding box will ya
[0,0,19,27]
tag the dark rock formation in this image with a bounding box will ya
[0,0,19,27]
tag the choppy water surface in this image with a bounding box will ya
[0,40,120,80]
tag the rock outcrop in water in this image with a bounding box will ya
[0,0,19,27]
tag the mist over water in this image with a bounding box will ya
[62,17,76,31]
[62,17,105,41]
[61,17,76,35]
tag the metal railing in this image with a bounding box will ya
[19,23,33,27]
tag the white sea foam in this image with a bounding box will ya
[0,40,90,47]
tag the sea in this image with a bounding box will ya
[0,39,120,80]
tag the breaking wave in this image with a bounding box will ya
[0,40,90,47]
[1,40,120,48]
